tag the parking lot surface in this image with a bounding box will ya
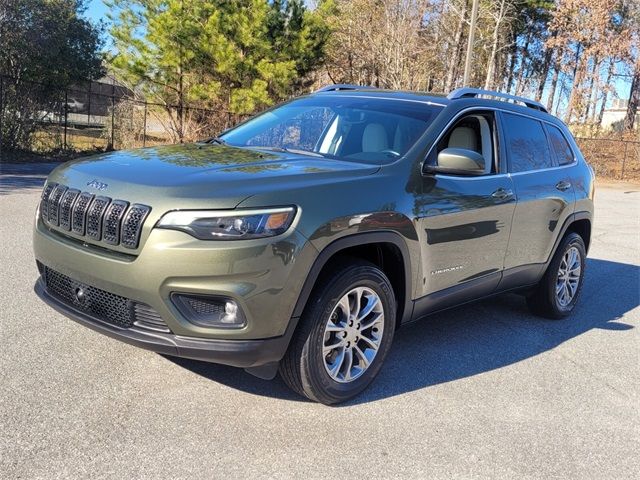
[1,164,638,479]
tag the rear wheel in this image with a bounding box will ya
[279,259,396,404]
[527,232,586,319]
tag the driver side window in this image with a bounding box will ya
[433,112,497,175]
[245,107,334,151]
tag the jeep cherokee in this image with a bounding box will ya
[33,86,594,404]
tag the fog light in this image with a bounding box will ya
[171,294,246,328]
[223,301,238,324]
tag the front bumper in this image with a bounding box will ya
[33,217,316,340]
[35,278,296,369]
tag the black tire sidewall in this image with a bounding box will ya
[300,264,396,404]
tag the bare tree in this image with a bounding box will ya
[624,60,639,130]
[548,0,632,125]
[623,0,640,130]
[483,0,516,90]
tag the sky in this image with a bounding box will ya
[85,0,109,24]
[83,0,632,104]
[85,0,114,50]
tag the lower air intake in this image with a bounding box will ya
[42,266,170,332]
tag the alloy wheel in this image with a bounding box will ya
[322,287,385,383]
[556,246,582,307]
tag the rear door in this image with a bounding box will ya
[499,112,575,276]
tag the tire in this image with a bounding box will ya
[526,232,586,319]
[279,258,396,404]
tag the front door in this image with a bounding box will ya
[414,110,516,300]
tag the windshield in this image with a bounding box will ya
[219,95,443,163]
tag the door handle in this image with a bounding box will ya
[556,181,572,191]
[491,188,514,200]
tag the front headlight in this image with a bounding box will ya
[156,207,296,240]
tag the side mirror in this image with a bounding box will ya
[424,148,486,176]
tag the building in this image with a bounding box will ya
[601,98,639,130]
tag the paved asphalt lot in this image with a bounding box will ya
[1,163,638,479]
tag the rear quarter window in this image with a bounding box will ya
[547,124,575,165]
[502,112,554,173]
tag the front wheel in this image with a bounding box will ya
[279,259,396,404]
[527,232,586,319]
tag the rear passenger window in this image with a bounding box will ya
[502,113,553,172]
[547,125,575,165]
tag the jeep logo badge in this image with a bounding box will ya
[87,179,108,190]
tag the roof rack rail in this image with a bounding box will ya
[316,84,378,93]
[447,87,548,113]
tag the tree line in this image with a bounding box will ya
[323,0,638,130]
[1,0,638,151]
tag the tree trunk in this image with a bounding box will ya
[484,0,506,91]
[624,60,640,130]
[584,56,599,124]
[504,41,517,93]
[445,0,469,91]
[536,32,557,101]
[565,44,584,123]
[546,53,561,112]
[597,60,615,127]
[514,33,532,96]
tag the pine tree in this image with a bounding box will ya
[107,0,330,140]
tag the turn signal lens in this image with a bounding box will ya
[265,211,291,230]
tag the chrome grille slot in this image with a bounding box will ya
[133,303,171,332]
[40,183,57,222]
[72,192,94,235]
[58,189,80,231]
[40,183,150,251]
[86,196,111,240]
[47,184,68,226]
[121,204,151,249]
[102,200,129,245]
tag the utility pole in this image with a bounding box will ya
[463,0,480,87]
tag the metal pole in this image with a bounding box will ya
[110,83,115,150]
[63,90,68,150]
[463,0,480,87]
[143,102,147,147]
[87,81,91,126]
[0,75,3,160]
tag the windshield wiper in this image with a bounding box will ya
[208,136,227,145]
[254,146,325,157]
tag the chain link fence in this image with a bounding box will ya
[576,137,640,181]
[0,75,247,161]
[2,75,639,181]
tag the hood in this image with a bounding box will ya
[48,143,380,209]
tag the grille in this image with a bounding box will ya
[72,192,94,235]
[40,183,57,222]
[43,266,170,332]
[133,303,171,332]
[47,184,68,226]
[102,200,129,245]
[121,204,151,249]
[40,182,150,250]
[86,196,111,240]
[183,297,225,316]
[44,266,134,328]
[59,189,80,231]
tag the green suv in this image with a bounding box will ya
[34,86,594,404]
